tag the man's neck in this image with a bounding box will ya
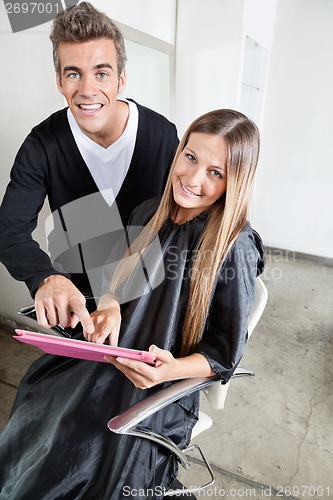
[84,100,130,149]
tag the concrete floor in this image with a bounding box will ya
[0,255,332,499]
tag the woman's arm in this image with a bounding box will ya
[195,226,264,382]
[84,294,121,345]
[105,345,215,389]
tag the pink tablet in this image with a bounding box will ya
[13,329,156,365]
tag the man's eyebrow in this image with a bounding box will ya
[63,65,81,74]
[62,63,114,74]
[94,63,114,71]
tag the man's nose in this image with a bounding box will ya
[79,75,97,97]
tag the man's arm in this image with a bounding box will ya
[0,134,61,295]
[0,133,94,333]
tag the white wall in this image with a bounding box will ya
[174,0,245,135]
[174,0,277,135]
[91,0,176,45]
[244,0,278,50]
[252,0,333,258]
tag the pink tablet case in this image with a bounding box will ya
[13,329,156,365]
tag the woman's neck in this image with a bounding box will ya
[171,206,205,225]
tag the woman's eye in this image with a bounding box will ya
[211,169,222,178]
[186,153,196,163]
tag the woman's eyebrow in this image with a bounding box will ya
[184,146,196,156]
[185,147,226,172]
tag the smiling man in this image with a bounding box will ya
[57,38,128,147]
[0,2,178,333]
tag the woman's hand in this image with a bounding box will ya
[83,294,121,346]
[105,345,177,388]
[104,345,215,388]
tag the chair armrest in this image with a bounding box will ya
[107,376,217,472]
[107,367,254,435]
[107,376,217,435]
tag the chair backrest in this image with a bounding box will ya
[202,277,268,411]
[247,277,268,337]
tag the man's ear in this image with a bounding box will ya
[117,68,126,94]
[56,73,64,95]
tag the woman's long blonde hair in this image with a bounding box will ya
[111,109,260,356]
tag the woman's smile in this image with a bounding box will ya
[179,180,201,197]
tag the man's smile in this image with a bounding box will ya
[77,103,103,112]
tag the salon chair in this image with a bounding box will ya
[107,277,268,497]
[17,277,268,498]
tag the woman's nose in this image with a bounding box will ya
[187,167,203,187]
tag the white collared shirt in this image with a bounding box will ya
[67,99,139,206]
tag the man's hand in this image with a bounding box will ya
[35,275,94,334]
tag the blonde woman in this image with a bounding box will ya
[89,108,265,384]
[0,110,265,499]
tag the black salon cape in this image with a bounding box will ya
[0,199,265,500]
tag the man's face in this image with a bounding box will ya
[56,38,126,145]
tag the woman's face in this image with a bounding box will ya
[172,132,227,223]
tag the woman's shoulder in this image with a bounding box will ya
[227,222,265,275]
[128,198,161,226]
[236,222,263,249]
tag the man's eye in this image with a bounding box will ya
[68,73,80,79]
[97,72,108,79]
